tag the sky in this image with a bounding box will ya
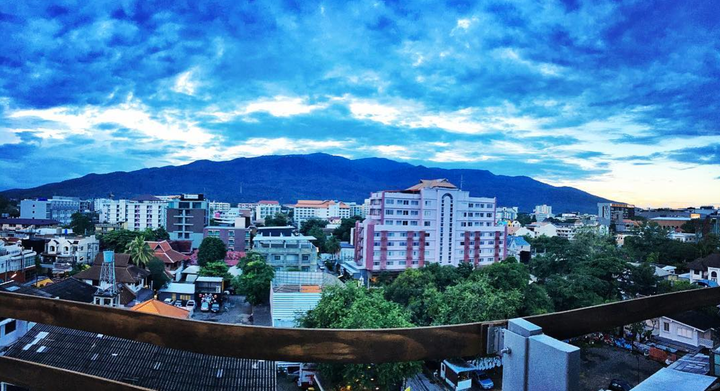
[0,0,719,208]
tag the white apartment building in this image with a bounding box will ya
[0,243,37,283]
[209,201,232,214]
[97,196,167,231]
[353,179,507,276]
[293,200,351,225]
[20,197,81,225]
[533,204,554,222]
[255,201,281,222]
[346,202,368,218]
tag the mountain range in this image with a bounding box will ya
[0,153,611,213]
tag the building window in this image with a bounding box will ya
[386,199,394,205]
[2,320,16,336]
[663,322,670,332]
[373,262,380,266]
[677,326,693,338]
[424,221,431,226]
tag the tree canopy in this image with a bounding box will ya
[299,284,421,390]
[147,258,170,291]
[264,213,290,227]
[99,228,172,253]
[199,261,232,281]
[197,237,227,267]
[127,236,155,268]
[232,256,275,306]
[68,212,95,235]
[332,216,363,242]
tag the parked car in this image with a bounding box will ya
[200,301,210,312]
[211,303,220,313]
[473,370,494,390]
[608,379,632,391]
[174,301,184,308]
[163,298,173,304]
[186,300,196,309]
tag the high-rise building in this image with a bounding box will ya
[20,197,81,225]
[96,196,167,231]
[353,179,507,277]
[209,201,232,214]
[497,206,519,222]
[165,194,209,248]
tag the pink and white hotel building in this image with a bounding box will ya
[353,179,507,276]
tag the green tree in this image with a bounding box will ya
[68,212,95,235]
[127,236,155,268]
[544,274,605,311]
[200,261,232,281]
[332,216,363,242]
[521,283,555,315]
[626,262,658,296]
[99,229,143,252]
[148,258,170,291]
[0,195,20,217]
[142,227,170,241]
[264,213,290,227]
[657,279,699,294]
[197,237,227,267]
[516,213,533,226]
[325,236,341,255]
[233,259,275,305]
[429,278,523,325]
[307,226,328,253]
[300,218,328,235]
[385,268,436,307]
[698,234,720,257]
[299,284,421,390]
[476,257,529,292]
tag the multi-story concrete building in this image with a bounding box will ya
[42,235,100,265]
[203,225,249,252]
[598,202,636,232]
[353,179,507,277]
[97,196,168,231]
[20,197,81,225]
[533,205,553,222]
[166,194,209,248]
[252,226,318,271]
[255,201,281,222]
[292,200,351,225]
[347,202,368,218]
[0,242,37,283]
[497,206,519,223]
[209,201,232,214]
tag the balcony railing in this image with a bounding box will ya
[1,287,720,390]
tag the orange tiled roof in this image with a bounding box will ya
[131,299,190,319]
[146,240,190,265]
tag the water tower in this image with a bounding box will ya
[94,250,119,306]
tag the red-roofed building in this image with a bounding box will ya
[146,240,191,271]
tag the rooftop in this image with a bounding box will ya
[3,323,277,391]
[406,178,458,191]
[39,277,97,303]
[663,310,720,331]
[131,299,190,319]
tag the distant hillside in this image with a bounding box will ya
[0,153,610,213]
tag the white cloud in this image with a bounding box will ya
[173,69,199,95]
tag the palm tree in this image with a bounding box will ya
[128,236,154,269]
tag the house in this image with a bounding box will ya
[0,218,60,232]
[158,282,196,304]
[146,240,190,271]
[655,311,720,351]
[507,235,532,263]
[440,358,476,390]
[687,253,720,284]
[39,277,98,303]
[42,235,100,265]
[74,252,150,292]
[131,299,190,319]
[196,276,224,295]
[2,323,277,391]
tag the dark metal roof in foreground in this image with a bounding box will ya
[3,324,277,391]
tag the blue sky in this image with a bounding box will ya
[0,0,719,207]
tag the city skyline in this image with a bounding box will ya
[1,1,719,207]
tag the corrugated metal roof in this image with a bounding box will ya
[4,324,277,391]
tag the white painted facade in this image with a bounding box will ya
[657,316,714,349]
[97,199,167,231]
[44,236,99,265]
